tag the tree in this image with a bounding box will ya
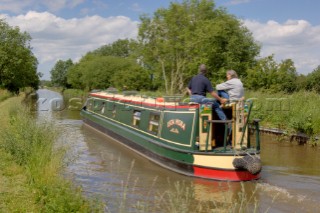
[50,59,73,88]
[137,0,260,94]
[67,54,150,91]
[0,19,39,93]
[305,65,320,93]
[66,62,85,90]
[92,39,137,58]
[110,65,151,90]
[295,74,308,91]
[245,55,298,93]
[276,59,297,93]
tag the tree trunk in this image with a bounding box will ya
[160,60,168,94]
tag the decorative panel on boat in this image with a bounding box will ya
[160,111,196,147]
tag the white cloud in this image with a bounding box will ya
[243,19,320,74]
[0,11,139,79]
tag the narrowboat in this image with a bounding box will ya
[81,90,262,181]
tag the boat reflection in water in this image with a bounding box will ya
[192,178,261,212]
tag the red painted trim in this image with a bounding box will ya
[90,93,200,109]
[193,166,260,181]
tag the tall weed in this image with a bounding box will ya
[0,89,12,102]
[0,103,102,212]
[246,90,320,137]
[1,106,56,169]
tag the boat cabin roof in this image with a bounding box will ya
[89,91,199,109]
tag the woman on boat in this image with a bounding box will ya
[186,64,227,120]
[216,70,244,101]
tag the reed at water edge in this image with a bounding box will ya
[102,160,269,213]
[0,94,103,212]
[246,90,320,145]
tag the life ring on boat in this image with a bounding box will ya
[156,97,164,102]
[233,155,262,175]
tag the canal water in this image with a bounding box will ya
[35,89,320,212]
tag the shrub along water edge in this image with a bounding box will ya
[246,90,320,145]
[0,96,103,212]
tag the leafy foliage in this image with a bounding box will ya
[67,54,151,90]
[0,19,40,93]
[245,55,298,93]
[305,65,320,93]
[92,38,137,58]
[137,0,260,94]
[50,59,73,88]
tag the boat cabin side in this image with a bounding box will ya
[83,92,198,150]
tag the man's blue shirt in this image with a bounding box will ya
[188,73,214,96]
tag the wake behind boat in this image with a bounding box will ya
[81,90,262,181]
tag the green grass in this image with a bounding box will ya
[63,88,88,99]
[0,89,12,102]
[245,90,320,141]
[0,96,103,212]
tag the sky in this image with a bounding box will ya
[1,0,320,80]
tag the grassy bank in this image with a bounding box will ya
[0,95,102,212]
[246,90,320,142]
[0,89,12,102]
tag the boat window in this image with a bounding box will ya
[133,110,141,127]
[106,102,116,118]
[112,107,116,118]
[148,113,160,134]
[94,100,103,112]
[87,99,93,110]
[100,102,105,114]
